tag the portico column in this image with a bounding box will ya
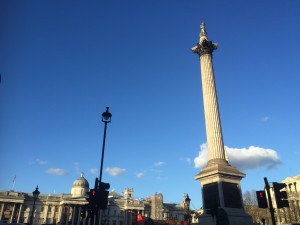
[129,210,132,225]
[17,204,23,223]
[67,205,71,224]
[10,203,16,223]
[44,205,49,224]
[124,211,127,225]
[77,206,81,225]
[59,205,64,225]
[71,205,76,225]
[0,202,5,221]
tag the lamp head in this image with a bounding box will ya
[185,194,191,206]
[33,185,40,198]
[102,107,112,123]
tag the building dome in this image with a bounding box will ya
[72,172,89,188]
[71,172,89,197]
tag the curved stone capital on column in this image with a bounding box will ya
[192,40,218,56]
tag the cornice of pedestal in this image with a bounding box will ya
[194,159,245,182]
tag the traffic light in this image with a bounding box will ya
[98,182,110,209]
[87,188,97,205]
[273,182,289,208]
[256,190,268,208]
[86,188,97,217]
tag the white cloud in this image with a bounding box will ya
[180,157,192,165]
[90,168,97,175]
[135,172,145,178]
[194,143,281,171]
[154,161,165,167]
[261,116,269,122]
[73,162,80,172]
[36,159,48,165]
[194,143,209,168]
[156,175,168,181]
[47,168,68,176]
[105,167,126,176]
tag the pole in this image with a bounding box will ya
[29,198,37,225]
[264,177,276,225]
[99,121,107,183]
[188,207,190,225]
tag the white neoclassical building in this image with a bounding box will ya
[269,175,300,225]
[0,173,188,225]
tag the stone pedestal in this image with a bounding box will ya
[195,160,256,225]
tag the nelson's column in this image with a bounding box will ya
[192,23,257,225]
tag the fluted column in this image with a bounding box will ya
[0,202,5,221]
[44,205,49,224]
[200,53,226,161]
[59,205,64,225]
[77,206,81,225]
[71,205,76,225]
[10,203,16,223]
[67,205,71,224]
[192,22,227,165]
[17,204,23,223]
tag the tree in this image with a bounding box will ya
[243,190,270,224]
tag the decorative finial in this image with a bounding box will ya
[80,172,84,177]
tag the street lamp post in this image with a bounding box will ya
[92,107,112,225]
[29,186,40,225]
[185,194,191,225]
[99,107,112,183]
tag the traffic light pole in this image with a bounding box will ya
[264,177,276,225]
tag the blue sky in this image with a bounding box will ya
[0,1,299,209]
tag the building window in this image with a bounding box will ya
[114,210,116,216]
[113,220,116,225]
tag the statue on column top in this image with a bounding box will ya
[200,22,207,37]
[199,22,209,44]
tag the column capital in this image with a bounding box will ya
[192,40,218,56]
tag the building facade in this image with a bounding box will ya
[0,173,188,225]
[270,175,300,225]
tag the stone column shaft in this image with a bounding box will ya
[71,205,75,225]
[44,205,49,224]
[77,206,81,225]
[0,202,5,221]
[200,53,226,161]
[17,204,23,223]
[10,203,16,223]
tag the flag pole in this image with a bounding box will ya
[12,175,16,190]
